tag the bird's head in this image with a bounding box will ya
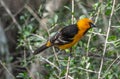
[77,18,96,30]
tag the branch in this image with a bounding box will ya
[98,0,116,79]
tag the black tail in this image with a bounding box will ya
[34,44,49,55]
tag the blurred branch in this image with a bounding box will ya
[65,56,71,79]
[91,31,106,36]
[39,56,61,72]
[0,60,15,79]
[24,4,41,24]
[111,26,120,28]
[63,75,74,79]
[76,0,88,17]
[98,0,116,79]
[71,0,74,24]
[101,55,120,78]
[107,39,120,44]
[78,67,98,74]
[0,0,21,30]
[0,20,14,79]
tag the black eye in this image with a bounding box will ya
[89,22,96,27]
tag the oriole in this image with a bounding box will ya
[34,18,96,54]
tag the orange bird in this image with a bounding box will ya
[34,18,96,54]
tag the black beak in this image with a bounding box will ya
[89,22,96,27]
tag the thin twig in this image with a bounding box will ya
[86,1,100,56]
[78,67,98,74]
[63,75,74,79]
[76,1,88,17]
[71,0,74,24]
[26,67,35,79]
[40,56,61,72]
[92,32,106,36]
[24,4,41,24]
[107,39,120,44]
[98,0,116,79]
[0,60,15,79]
[86,33,91,79]
[24,4,50,35]
[111,26,120,28]
[52,47,60,68]
[101,55,120,78]
[65,56,71,79]
[85,3,100,79]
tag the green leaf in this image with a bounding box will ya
[108,35,117,41]
[93,2,101,10]
[64,6,71,11]
[86,63,90,69]
[105,8,111,15]
[54,14,58,23]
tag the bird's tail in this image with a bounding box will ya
[34,44,49,55]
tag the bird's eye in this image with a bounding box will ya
[89,22,96,27]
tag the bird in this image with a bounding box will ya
[34,18,96,55]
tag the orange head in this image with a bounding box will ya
[77,18,96,30]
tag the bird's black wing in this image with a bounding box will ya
[50,24,78,45]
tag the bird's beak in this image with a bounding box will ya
[89,22,96,27]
